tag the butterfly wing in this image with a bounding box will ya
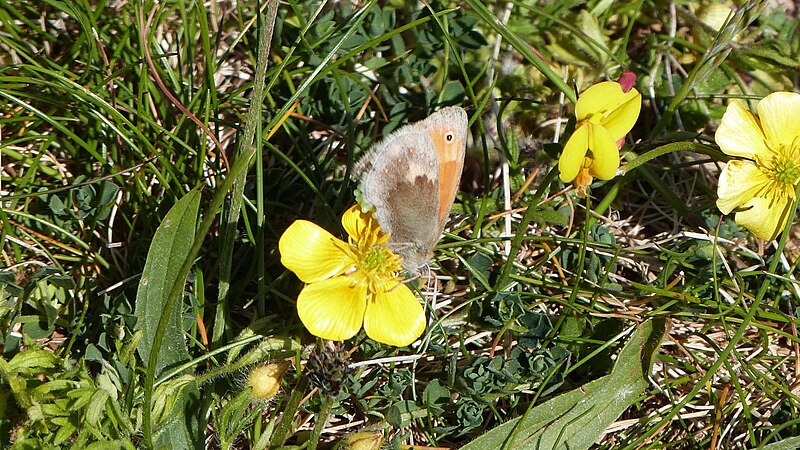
[355,107,468,272]
[355,131,441,271]
[420,107,468,230]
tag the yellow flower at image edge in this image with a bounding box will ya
[278,205,425,347]
[558,80,642,192]
[715,92,800,241]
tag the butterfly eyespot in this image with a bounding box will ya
[446,133,454,142]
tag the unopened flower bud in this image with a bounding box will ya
[247,361,289,400]
[337,430,383,450]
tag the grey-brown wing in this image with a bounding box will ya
[355,131,441,270]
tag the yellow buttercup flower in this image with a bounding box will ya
[715,92,800,241]
[558,79,642,195]
[279,205,425,347]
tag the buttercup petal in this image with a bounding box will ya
[715,101,770,159]
[363,283,425,347]
[733,195,792,241]
[341,204,374,241]
[296,276,366,341]
[586,123,620,180]
[559,124,590,182]
[756,91,800,152]
[279,220,352,283]
[716,160,768,214]
[600,88,641,140]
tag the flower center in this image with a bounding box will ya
[762,145,800,184]
[772,157,800,186]
[755,140,800,202]
[345,214,405,294]
[359,245,398,273]
[354,244,404,294]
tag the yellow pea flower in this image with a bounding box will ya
[558,78,642,195]
[279,205,425,347]
[715,92,800,241]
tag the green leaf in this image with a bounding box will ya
[84,343,104,363]
[386,400,422,428]
[133,190,203,449]
[462,318,666,450]
[21,319,54,340]
[440,80,465,104]
[53,421,76,446]
[66,387,96,409]
[423,379,450,416]
[530,209,568,227]
[83,441,136,450]
[151,375,202,450]
[577,9,609,65]
[739,40,800,69]
[216,389,254,447]
[135,189,200,375]
[85,388,110,428]
[7,348,58,373]
[622,142,722,174]
[465,253,493,287]
[762,436,800,450]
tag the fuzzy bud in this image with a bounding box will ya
[336,430,383,450]
[247,361,289,401]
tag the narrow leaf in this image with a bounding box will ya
[135,189,200,375]
[762,436,800,450]
[7,348,58,373]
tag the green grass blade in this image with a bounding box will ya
[212,0,280,347]
[649,0,767,136]
[464,0,577,104]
